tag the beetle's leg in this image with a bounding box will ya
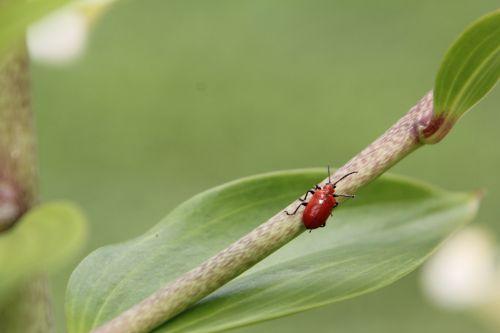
[299,190,315,201]
[320,224,326,227]
[334,194,355,198]
[315,184,321,190]
[285,202,307,215]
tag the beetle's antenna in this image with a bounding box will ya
[333,171,358,186]
[327,165,332,184]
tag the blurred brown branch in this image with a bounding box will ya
[0,46,37,231]
[0,46,53,333]
[0,276,54,333]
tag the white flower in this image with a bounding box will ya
[27,8,88,65]
[27,0,117,65]
[420,226,497,310]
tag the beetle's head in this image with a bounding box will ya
[323,183,335,194]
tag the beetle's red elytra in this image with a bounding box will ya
[285,167,357,230]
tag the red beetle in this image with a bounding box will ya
[286,167,357,230]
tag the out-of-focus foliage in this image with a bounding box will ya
[0,0,70,62]
[0,202,86,303]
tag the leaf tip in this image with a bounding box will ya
[430,10,500,144]
[472,188,487,201]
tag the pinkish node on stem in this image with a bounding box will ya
[0,177,24,231]
[420,113,455,144]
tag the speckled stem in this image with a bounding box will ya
[94,92,435,333]
[0,46,37,231]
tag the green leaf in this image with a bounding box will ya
[0,201,87,303]
[0,0,70,62]
[66,169,479,333]
[428,9,500,142]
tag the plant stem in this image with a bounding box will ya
[0,46,53,332]
[94,91,436,333]
[0,46,37,231]
[0,276,54,333]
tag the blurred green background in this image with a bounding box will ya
[32,0,499,332]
